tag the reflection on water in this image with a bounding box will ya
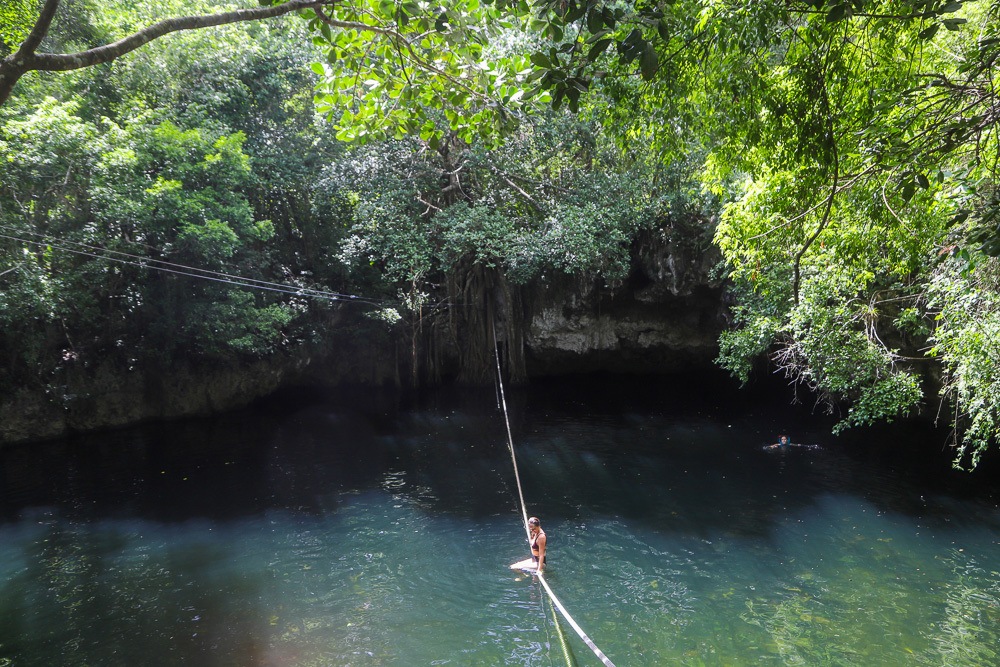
[1,375,999,666]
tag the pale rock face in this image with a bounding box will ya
[523,226,726,376]
[524,283,724,375]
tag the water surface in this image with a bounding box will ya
[2,375,999,666]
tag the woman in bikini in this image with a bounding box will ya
[528,516,546,573]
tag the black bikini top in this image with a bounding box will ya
[531,531,544,551]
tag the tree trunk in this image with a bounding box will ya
[445,258,526,386]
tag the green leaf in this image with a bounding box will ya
[601,7,616,29]
[951,210,970,225]
[640,43,658,80]
[565,2,587,23]
[567,86,580,112]
[622,29,642,49]
[586,8,603,33]
[900,180,916,203]
[919,24,940,39]
[587,39,613,61]
[657,19,670,42]
[530,52,552,68]
[825,3,852,22]
[585,29,610,44]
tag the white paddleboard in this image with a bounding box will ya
[509,558,539,572]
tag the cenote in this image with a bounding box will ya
[2,373,999,666]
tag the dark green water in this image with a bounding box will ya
[2,375,999,666]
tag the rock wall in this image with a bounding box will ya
[1,223,728,446]
[0,337,395,446]
[524,224,726,375]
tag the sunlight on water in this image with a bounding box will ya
[2,378,999,666]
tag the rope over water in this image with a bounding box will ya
[491,321,617,667]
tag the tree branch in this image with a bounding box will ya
[792,151,838,305]
[0,0,330,107]
[17,0,60,56]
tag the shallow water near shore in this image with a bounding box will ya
[2,374,999,666]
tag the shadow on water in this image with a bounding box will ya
[497,372,1000,541]
[2,370,998,531]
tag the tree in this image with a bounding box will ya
[323,109,688,384]
[5,0,1000,465]
[700,2,999,466]
[0,0,549,148]
[0,3,359,401]
[621,0,996,466]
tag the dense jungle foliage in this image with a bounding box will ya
[1,0,999,467]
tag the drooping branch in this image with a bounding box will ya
[792,151,839,305]
[792,38,841,306]
[0,0,331,107]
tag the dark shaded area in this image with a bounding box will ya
[460,369,998,540]
[2,372,997,531]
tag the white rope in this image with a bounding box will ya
[491,320,617,667]
[538,576,615,667]
[492,319,530,541]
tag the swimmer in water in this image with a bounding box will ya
[766,435,794,450]
[765,435,820,450]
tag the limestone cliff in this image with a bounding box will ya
[0,224,727,445]
[524,224,726,375]
[0,338,395,446]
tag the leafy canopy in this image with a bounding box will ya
[4,0,1000,466]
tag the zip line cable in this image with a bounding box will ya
[0,222,367,301]
[0,229,384,305]
[491,320,617,667]
[0,226,380,304]
[1,223,506,309]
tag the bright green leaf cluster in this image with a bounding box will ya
[307,0,539,147]
[0,0,36,55]
[926,257,1000,469]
